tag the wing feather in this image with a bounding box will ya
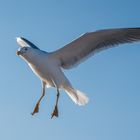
[52,28,140,69]
[16,37,40,50]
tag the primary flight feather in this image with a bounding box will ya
[16,28,140,118]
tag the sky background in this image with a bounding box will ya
[0,0,140,140]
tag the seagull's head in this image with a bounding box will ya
[16,46,37,61]
[16,46,31,56]
[16,37,41,62]
[16,46,41,64]
[16,37,34,56]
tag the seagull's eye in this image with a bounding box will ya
[25,48,28,51]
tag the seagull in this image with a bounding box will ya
[16,28,140,118]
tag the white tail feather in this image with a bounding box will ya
[64,87,89,106]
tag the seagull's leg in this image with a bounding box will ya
[51,88,60,118]
[31,81,46,115]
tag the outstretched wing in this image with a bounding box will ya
[16,37,40,50]
[52,28,140,69]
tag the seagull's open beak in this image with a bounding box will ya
[16,51,21,56]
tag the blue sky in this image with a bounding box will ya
[0,0,140,140]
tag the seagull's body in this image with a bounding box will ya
[27,50,74,91]
[16,28,140,118]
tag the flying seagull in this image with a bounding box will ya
[16,28,140,118]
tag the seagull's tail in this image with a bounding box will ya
[64,87,89,106]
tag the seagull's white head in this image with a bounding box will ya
[16,46,31,56]
[16,46,37,62]
[16,37,42,63]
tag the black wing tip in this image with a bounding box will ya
[126,27,140,29]
[20,37,40,50]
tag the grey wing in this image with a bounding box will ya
[52,28,140,69]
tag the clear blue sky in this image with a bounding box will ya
[0,0,140,140]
